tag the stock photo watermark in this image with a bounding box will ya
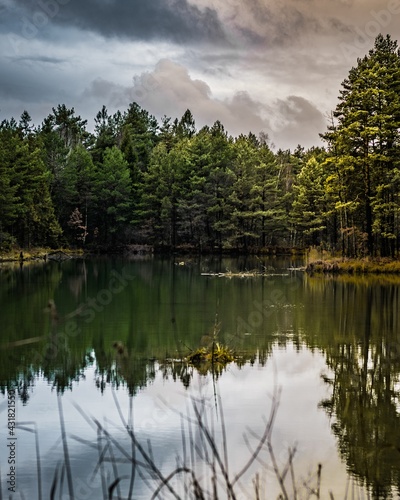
[340,0,400,60]
[5,384,17,494]
[8,0,71,54]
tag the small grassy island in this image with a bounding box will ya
[186,342,236,376]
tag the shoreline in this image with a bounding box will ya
[4,247,400,275]
[0,248,85,264]
[306,258,400,274]
[0,245,305,263]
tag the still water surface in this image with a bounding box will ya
[1,256,400,498]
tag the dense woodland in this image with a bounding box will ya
[1,34,400,257]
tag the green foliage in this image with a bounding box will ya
[0,118,62,248]
[2,36,400,255]
[49,104,89,150]
[291,156,329,245]
[92,105,121,163]
[322,34,400,257]
[61,145,96,237]
[92,146,132,246]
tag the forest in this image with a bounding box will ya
[1,34,400,257]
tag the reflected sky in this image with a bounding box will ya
[0,344,367,499]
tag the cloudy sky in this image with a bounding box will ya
[1,0,399,149]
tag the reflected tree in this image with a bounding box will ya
[317,284,400,497]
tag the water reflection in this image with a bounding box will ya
[1,256,289,396]
[305,276,400,498]
[1,259,400,496]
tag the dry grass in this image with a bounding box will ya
[306,257,400,274]
[0,247,84,263]
[186,343,235,376]
[68,383,327,500]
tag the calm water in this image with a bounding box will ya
[1,256,400,499]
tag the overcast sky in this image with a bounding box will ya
[1,0,399,150]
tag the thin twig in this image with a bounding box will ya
[150,466,191,499]
[288,446,297,500]
[253,472,261,500]
[17,422,42,500]
[97,427,108,500]
[232,386,282,487]
[105,427,122,500]
[267,438,289,500]
[192,399,237,500]
[128,394,136,499]
[218,396,230,485]
[110,390,181,499]
[50,462,61,500]
[57,394,74,499]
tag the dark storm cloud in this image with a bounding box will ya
[0,60,52,101]
[2,0,399,149]
[10,55,65,64]
[81,77,128,109]
[220,0,327,47]
[273,95,326,148]
[328,16,353,35]
[0,50,74,116]
[7,0,227,44]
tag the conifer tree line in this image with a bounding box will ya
[1,34,400,257]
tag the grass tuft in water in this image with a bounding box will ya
[186,316,235,375]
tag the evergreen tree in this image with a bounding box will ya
[49,104,89,150]
[177,127,213,249]
[204,121,235,249]
[322,34,400,256]
[175,109,196,138]
[92,105,118,164]
[251,137,285,247]
[291,156,328,246]
[60,144,96,243]
[121,102,158,171]
[92,146,132,246]
[38,114,69,203]
[19,110,34,138]
[229,134,259,249]
[0,123,19,248]
[3,123,62,247]
[141,142,179,247]
[275,148,302,246]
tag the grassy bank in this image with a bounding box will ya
[306,257,400,274]
[0,247,84,264]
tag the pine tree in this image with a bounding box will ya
[60,144,96,243]
[291,157,328,246]
[0,124,19,248]
[14,139,62,247]
[322,34,400,256]
[251,138,285,247]
[93,146,132,246]
[141,142,179,247]
[92,105,118,164]
[229,134,259,249]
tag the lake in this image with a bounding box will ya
[1,256,400,499]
